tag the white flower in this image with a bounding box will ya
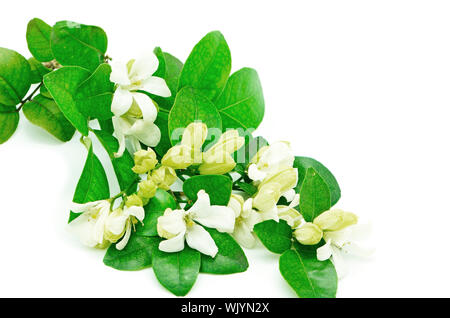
[70,200,111,248]
[317,223,374,278]
[105,205,145,250]
[109,51,170,157]
[157,190,235,257]
[248,141,295,182]
[228,195,262,248]
[277,194,302,227]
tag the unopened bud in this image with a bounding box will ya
[313,209,358,231]
[161,145,194,170]
[253,182,282,212]
[132,148,158,174]
[294,223,323,245]
[259,167,298,194]
[125,194,143,207]
[198,151,236,175]
[151,165,177,190]
[138,179,157,200]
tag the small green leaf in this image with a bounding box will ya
[294,157,341,207]
[43,66,91,136]
[168,87,222,145]
[75,63,113,120]
[200,228,248,274]
[178,31,231,101]
[235,182,257,196]
[216,68,265,130]
[152,246,201,296]
[93,129,136,192]
[279,242,337,298]
[26,18,53,62]
[98,118,114,135]
[0,105,19,144]
[28,58,50,84]
[70,144,110,222]
[254,220,292,254]
[154,111,171,157]
[103,234,160,271]
[39,84,52,99]
[136,189,177,237]
[183,175,232,206]
[51,21,108,71]
[299,168,331,222]
[0,48,32,106]
[152,47,166,78]
[22,94,75,142]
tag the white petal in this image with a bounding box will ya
[157,210,186,235]
[243,198,253,213]
[132,93,157,123]
[112,117,129,157]
[348,223,373,241]
[129,51,159,82]
[141,76,171,97]
[193,205,235,233]
[244,210,263,231]
[110,61,131,86]
[116,222,132,250]
[233,223,256,249]
[128,120,161,147]
[70,201,100,213]
[93,205,109,244]
[126,206,145,222]
[188,190,211,215]
[330,245,348,279]
[159,230,186,253]
[248,164,267,181]
[69,213,98,247]
[259,205,279,222]
[111,88,133,117]
[342,243,375,258]
[289,194,300,208]
[105,213,128,235]
[317,240,333,261]
[185,224,218,257]
[282,189,296,202]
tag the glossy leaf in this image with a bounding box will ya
[22,94,75,142]
[0,48,32,106]
[168,87,222,145]
[254,219,292,254]
[279,242,337,298]
[152,246,201,296]
[294,156,341,207]
[136,189,177,237]
[235,182,257,196]
[299,168,331,222]
[28,58,50,84]
[183,175,232,206]
[200,227,248,274]
[93,129,136,192]
[43,66,91,136]
[103,234,160,271]
[51,21,108,71]
[0,105,19,144]
[178,31,231,101]
[26,18,53,62]
[69,144,110,222]
[154,111,171,157]
[216,68,264,130]
[75,63,113,120]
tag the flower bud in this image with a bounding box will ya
[198,151,236,175]
[258,167,298,194]
[253,182,282,212]
[313,209,358,231]
[132,148,158,174]
[228,194,244,217]
[125,194,143,207]
[206,130,245,155]
[278,206,303,228]
[151,165,177,190]
[294,223,323,245]
[181,122,208,151]
[161,145,194,170]
[104,208,127,243]
[138,179,157,200]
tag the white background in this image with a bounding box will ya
[0,0,449,297]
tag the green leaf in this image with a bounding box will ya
[22,94,75,142]
[51,21,108,71]
[235,182,257,196]
[0,48,32,106]
[168,87,222,145]
[0,105,19,144]
[93,129,136,192]
[152,246,201,296]
[75,63,113,120]
[215,68,264,130]
[69,144,110,222]
[254,219,292,254]
[200,227,248,274]
[136,189,177,237]
[154,111,171,157]
[299,168,331,222]
[178,31,231,101]
[103,234,160,271]
[98,118,114,135]
[152,47,166,78]
[26,18,53,62]
[43,66,91,136]
[28,58,50,84]
[183,175,232,206]
[39,83,52,99]
[279,242,337,298]
[294,157,341,207]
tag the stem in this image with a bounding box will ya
[16,82,42,112]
